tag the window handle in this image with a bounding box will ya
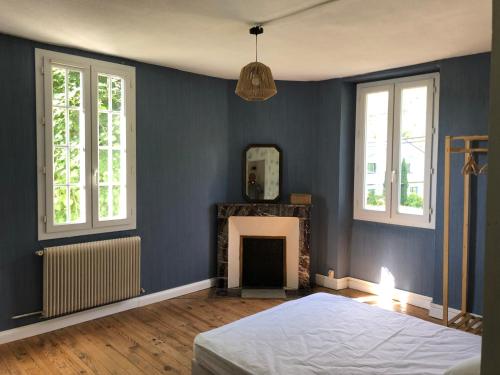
[391,170,397,183]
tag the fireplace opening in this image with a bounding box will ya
[240,236,286,288]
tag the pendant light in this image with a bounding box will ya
[235,25,277,101]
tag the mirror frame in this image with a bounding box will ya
[242,144,282,203]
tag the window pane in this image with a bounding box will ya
[112,113,121,147]
[54,186,68,224]
[53,147,67,184]
[99,186,109,218]
[68,71,81,107]
[97,73,127,222]
[367,162,376,174]
[111,78,122,111]
[69,147,81,183]
[98,75,109,110]
[52,67,66,106]
[364,91,389,211]
[52,107,66,146]
[112,150,121,183]
[98,112,108,146]
[112,186,121,216]
[99,149,108,183]
[398,86,427,215]
[69,186,81,222]
[50,65,85,227]
[68,109,80,145]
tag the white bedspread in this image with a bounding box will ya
[193,293,481,375]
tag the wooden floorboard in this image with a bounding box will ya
[0,287,441,374]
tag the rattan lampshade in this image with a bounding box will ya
[235,61,277,101]
[235,25,277,101]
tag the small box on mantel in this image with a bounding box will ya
[290,193,312,205]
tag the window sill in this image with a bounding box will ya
[38,222,136,241]
[353,213,435,230]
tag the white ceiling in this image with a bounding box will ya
[0,0,492,81]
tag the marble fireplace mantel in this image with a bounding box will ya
[216,203,311,295]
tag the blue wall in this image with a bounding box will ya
[433,54,490,313]
[226,81,317,202]
[226,81,319,273]
[312,80,356,278]
[313,80,342,277]
[0,34,229,331]
[350,222,436,296]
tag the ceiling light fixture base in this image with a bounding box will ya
[249,26,264,35]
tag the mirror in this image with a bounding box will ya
[243,144,282,202]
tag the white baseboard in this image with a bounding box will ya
[0,278,215,345]
[428,302,482,321]
[315,274,349,290]
[428,303,461,320]
[348,277,432,310]
[315,273,432,310]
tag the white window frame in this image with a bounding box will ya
[36,49,136,240]
[353,73,439,229]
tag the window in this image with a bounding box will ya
[36,50,136,239]
[367,162,377,174]
[353,73,438,228]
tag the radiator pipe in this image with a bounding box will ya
[11,311,43,319]
[17,252,46,318]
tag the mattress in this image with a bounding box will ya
[193,293,481,375]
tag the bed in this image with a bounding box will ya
[192,293,481,375]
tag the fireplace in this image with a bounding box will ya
[227,216,299,289]
[241,236,286,288]
[216,203,311,295]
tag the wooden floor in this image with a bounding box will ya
[0,287,441,374]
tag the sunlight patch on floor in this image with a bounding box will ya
[377,267,395,308]
[354,267,409,312]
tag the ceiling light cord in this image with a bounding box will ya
[255,33,258,62]
[249,25,263,62]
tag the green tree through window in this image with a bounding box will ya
[400,158,409,204]
[400,158,423,208]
